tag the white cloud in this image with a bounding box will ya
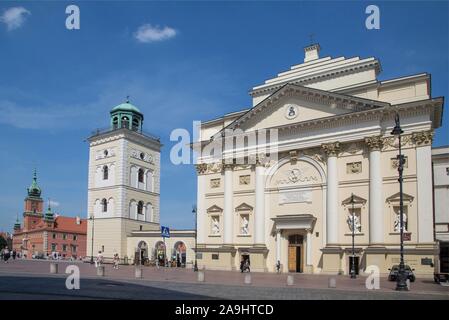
[134,24,176,43]
[0,7,31,31]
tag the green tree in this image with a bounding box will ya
[0,235,7,250]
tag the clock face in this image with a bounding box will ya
[285,104,299,120]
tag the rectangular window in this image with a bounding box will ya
[52,233,56,239]
[62,234,67,240]
[73,234,77,241]
[212,254,219,260]
[62,245,67,252]
[71,245,77,253]
[51,244,57,251]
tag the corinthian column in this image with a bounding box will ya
[195,164,207,244]
[365,136,384,246]
[254,159,266,246]
[223,163,234,245]
[412,130,434,243]
[322,142,340,246]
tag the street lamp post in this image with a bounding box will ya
[391,113,409,291]
[89,215,95,264]
[192,205,198,272]
[350,193,357,279]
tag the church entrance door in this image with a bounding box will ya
[288,234,303,273]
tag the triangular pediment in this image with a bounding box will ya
[386,192,414,203]
[342,195,367,206]
[207,205,223,213]
[235,203,253,211]
[215,84,389,137]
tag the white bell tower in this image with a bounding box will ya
[86,100,161,259]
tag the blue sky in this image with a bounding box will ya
[0,1,447,232]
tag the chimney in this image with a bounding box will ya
[76,216,80,225]
[304,43,320,63]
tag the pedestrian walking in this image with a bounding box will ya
[113,253,120,269]
[3,246,10,263]
[95,251,103,268]
[12,250,16,260]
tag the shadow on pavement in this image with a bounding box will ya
[0,276,216,300]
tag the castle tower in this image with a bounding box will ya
[87,100,161,259]
[23,169,44,230]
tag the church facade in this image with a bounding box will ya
[193,44,444,276]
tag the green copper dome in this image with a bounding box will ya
[44,202,54,222]
[110,98,144,132]
[110,102,142,114]
[27,169,41,198]
[14,215,21,230]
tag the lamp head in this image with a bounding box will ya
[391,113,404,136]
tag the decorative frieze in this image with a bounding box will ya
[239,175,251,185]
[391,156,408,169]
[364,136,383,151]
[346,161,362,174]
[382,135,413,150]
[321,142,340,157]
[210,178,221,188]
[412,130,434,146]
[95,148,116,160]
[130,149,155,164]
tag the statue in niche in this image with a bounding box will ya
[241,216,249,235]
[347,214,361,233]
[212,217,220,234]
[394,212,407,232]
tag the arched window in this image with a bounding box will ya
[121,116,129,129]
[101,199,107,213]
[103,165,108,180]
[132,118,139,131]
[138,168,144,183]
[137,201,144,215]
[112,117,118,130]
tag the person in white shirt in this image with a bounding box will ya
[95,251,103,268]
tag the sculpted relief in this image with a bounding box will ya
[272,160,321,187]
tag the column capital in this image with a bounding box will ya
[195,163,208,175]
[223,162,234,170]
[364,135,383,151]
[412,130,434,147]
[321,142,340,157]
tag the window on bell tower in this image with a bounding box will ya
[121,116,129,129]
[137,201,144,215]
[138,168,144,183]
[112,117,118,130]
[101,199,107,213]
[103,165,108,180]
[132,118,139,131]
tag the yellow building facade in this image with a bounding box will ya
[193,44,443,276]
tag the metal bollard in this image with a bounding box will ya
[287,275,294,286]
[197,271,205,282]
[50,263,58,274]
[97,265,105,277]
[135,267,143,279]
[244,273,251,285]
[406,279,411,290]
[328,277,337,288]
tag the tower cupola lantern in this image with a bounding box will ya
[110,97,144,132]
